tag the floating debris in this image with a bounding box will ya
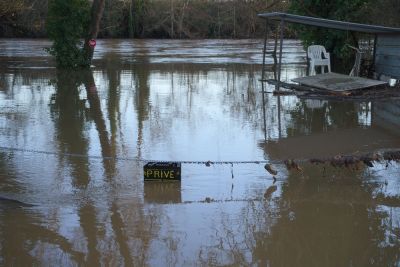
[309,158,326,164]
[362,159,374,168]
[204,197,214,203]
[264,185,277,199]
[284,159,303,172]
[308,150,400,169]
[374,193,400,207]
[383,150,400,161]
[0,196,34,208]
[264,163,278,176]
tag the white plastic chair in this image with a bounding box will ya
[307,45,331,76]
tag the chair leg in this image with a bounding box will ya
[310,62,315,76]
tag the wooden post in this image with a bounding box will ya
[276,18,284,91]
[372,34,378,75]
[261,19,269,81]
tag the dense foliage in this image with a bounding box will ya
[46,0,90,68]
[288,0,371,69]
[2,0,400,40]
[1,0,288,39]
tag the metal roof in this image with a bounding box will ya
[258,12,400,34]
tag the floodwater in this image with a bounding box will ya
[0,39,400,266]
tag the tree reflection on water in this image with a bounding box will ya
[198,165,400,266]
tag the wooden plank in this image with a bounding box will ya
[292,73,386,92]
[264,79,326,92]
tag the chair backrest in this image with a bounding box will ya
[307,45,327,60]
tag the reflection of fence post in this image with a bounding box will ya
[261,82,267,141]
[278,97,282,138]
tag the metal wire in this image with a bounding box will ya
[0,146,273,165]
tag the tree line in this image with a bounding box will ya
[2,0,399,39]
[0,0,288,38]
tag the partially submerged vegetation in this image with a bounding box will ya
[262,149,400,180]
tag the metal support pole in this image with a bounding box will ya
[261,19,269,82]
[372,34,378,77]
[273,25,278,55]
[276,18,285,91]
[272,23,278,80]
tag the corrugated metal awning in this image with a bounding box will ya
[258,12,400,34]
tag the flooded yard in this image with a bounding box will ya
[0,39,399,266]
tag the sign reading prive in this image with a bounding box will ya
[144,162,181,181]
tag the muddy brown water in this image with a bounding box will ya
[0,39,399,266]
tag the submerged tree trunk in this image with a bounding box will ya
[83,0,105,66]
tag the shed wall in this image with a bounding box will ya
[375,35,400,79]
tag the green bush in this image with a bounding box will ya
[46,0,90,68]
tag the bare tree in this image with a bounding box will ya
[83,0,106,64]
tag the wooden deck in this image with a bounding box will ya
[292,72,387,92]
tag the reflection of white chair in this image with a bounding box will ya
[307,45,331,76]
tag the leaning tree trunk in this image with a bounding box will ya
[83,0,105,66]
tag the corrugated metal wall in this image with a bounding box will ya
[375,35,400,79]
